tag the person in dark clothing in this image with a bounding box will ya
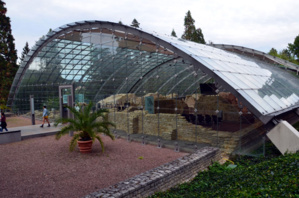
[0,112,8,132]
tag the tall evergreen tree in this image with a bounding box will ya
[0,0,18,107]
[194,28,205,44]
[131,18,140,28]
[181,10,206,44]
[182,10,195,40]
[171,29,177,37]
[20,42,30,63]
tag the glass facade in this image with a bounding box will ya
[8,21,299,155]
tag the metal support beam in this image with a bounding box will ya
[30,95,35,125]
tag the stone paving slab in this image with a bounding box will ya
[8,124,210,153]
[8,123,62,139]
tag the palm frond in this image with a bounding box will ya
[95,135,105,152]
[55,124,76,140]
[69,133,81,151]
[55,102,115,153]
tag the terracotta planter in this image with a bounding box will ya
[77,140,93,153]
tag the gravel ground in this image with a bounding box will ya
[0,117,187,198]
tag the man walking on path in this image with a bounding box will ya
[40,106,50,127]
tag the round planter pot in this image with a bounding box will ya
[77,140,93,153]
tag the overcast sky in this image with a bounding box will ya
[4,0,299,60]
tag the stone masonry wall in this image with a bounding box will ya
[108,110,262,154]
[84,147,221,198]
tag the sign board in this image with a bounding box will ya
[145,96,154,114]
[75,94,84,103]
[63,95,69,104]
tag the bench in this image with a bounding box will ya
[0,130,21,145]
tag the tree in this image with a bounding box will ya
[0,0,18,107]
[131,18,140,28]
[280,49,292,60]
[20,42,30,63]
[268,48,278,57]
[118,20,123,25]
[194,28,206,44]
[182,10,206,44]
[288,34,299,60]
[171,29,177,37]
[268,47,298,64]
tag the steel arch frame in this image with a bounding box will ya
[9,20,299,124]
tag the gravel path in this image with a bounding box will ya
[0,117,187,198]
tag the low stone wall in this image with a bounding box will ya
[0,130,21,145]
[84,147,221,198]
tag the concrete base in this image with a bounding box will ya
[0,130,21,144]
[267,120,299,155]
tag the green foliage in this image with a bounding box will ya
[171,29,177,37]
[293,121,299,131]
[181,10,206,44]
[19,41,30,63]
[268,47,299,65]
[0,0,18,106]
[54,102,115,152]
[150,149,299,197]
[268,48,278,57]
[269,34,299,65]
[288,34,299,60]
[46,97,60,110]
[131,18,140,28]
[0,102,10,111]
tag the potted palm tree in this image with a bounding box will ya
[54,102,115,153]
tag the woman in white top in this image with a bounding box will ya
[40,106,50,127]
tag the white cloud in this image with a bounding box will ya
[4,0,299,58]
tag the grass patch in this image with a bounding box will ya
[293,121,299,131]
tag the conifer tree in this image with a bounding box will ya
[194,28,206,44]
[0,0,18,107]
[171,29,177,37]
[20,42,30,63]
[131,18,140,28]
[182,10,206,44]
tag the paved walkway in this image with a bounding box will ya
[9,124,210,153]
[9,123,63,140]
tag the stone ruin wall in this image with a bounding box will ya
[101,92,250,122]
[104,92,258,153]
[107,109,263,154]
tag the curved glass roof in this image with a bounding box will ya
[8,21,299,124]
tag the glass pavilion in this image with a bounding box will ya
[8,21,299,154]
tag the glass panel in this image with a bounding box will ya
[10,23,299,128]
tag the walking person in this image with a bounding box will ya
[40,106,50,127]
[0,112,8,132]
